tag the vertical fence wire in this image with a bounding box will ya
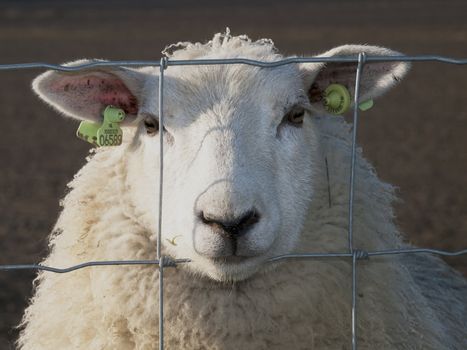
[348,52,367,254]
[158,57,167,350]
[349,52,367,350]
[351,253,358,350]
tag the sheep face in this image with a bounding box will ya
[125,62,316,282]
[32,34,409,282]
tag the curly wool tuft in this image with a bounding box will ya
[162,28,277,60]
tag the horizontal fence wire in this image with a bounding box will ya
[1,55,467,72]
[1,54,467,350]
[1,248,466,272]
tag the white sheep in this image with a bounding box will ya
[18,32,466,350]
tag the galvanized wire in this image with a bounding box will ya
[348,52,366,254]
[158,57,167,350]
[1,54,467,350]
[349,52,366,350]
[1,248,466,272]
[351,253,358,350]
[1,55,467,71]
[0,259,191,273]
[268,248,467,262]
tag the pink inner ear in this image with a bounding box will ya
[50,74,139,116]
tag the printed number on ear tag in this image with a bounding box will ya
[76,106,126,147]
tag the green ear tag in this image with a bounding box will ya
[96,106,125,146]
[323,84,375,115]
[76,106,125,147]
[358,99,374,111]
[323,84,351,115]
[76,121,101,146]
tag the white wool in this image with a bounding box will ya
[18,32,466,349]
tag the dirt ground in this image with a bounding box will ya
[0,0,466,347]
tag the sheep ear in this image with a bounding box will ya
[32,59,147,123]
[300,45,410,114]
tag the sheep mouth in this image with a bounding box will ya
[210,255,253,264]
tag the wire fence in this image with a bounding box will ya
[1,54,467,350]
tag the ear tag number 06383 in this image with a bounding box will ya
[76,106,125,147]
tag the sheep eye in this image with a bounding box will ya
[284,106,305,126]
[143,116,159,135]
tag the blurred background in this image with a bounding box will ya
[0,0,466,347]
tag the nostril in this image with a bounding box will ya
[198,210,223,227]
[198,208,260,237]
[236,210,260,232]
[199,211,210,225]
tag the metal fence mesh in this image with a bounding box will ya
[1,54,467,350]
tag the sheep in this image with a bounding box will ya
[18,31,466,350]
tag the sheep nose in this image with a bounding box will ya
[199,209,260,238]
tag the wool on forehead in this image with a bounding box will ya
[159,29,304,98]
[162,29,281,61]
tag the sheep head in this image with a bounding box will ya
[32,32,409,282]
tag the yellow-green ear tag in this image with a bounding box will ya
[358,99,374,111]
[76,120,101,146]
[76,106,125,147]
[323,84,351,115]
[96,106,125,146]
[323,84,374,115]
